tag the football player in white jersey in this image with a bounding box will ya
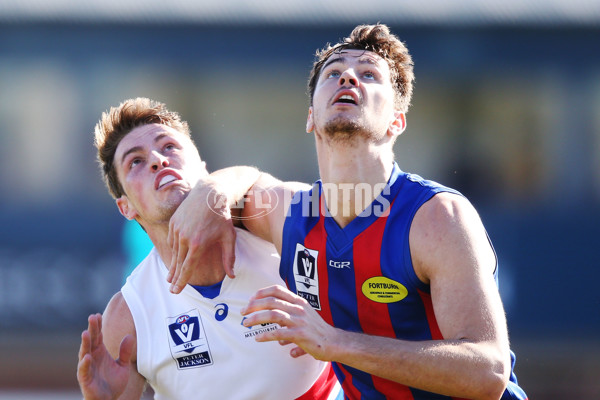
[76,97,340,400]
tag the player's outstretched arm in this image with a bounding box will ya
[240,172,310,254]
[167,166,261,293]
[77,294,145,399]
[167,166,308,293]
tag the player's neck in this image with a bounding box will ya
[316,139,394,228]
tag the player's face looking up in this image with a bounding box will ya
[113,123,207,226]
[308,49,399,143]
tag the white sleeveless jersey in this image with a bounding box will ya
[122,228,336,400]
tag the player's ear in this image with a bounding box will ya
[388,111,406,138]
[306,107,314,133]
[116,196,138,220]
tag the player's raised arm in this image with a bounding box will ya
[167,166,308,292]
[167,166,261,293]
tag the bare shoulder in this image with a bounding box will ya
[413,192,481,229]
[410,192,495,284]
[102,291,137,361]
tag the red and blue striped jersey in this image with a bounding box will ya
[280,163,527,400]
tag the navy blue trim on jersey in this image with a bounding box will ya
[191,281,223,299]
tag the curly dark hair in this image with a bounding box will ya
[307,24,415,113]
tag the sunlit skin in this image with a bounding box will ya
[307,49,406,228]
[114,123,208,232]
[113,123,232,288]
[308,49,402,146]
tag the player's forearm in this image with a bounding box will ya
[201,166,262,223]
[205,166,262,204]
[329,329,509,400]
[241,174,309,250]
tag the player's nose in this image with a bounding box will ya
[150,151,169,171]
[338,69,359,87]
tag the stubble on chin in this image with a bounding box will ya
[322,116,375,146]
[156,190,188,223]
[156,203,178,223]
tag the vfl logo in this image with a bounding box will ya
[298,249,316,286]
[292,244,321,310]
[166,309,213,369]
[169,314,199,351]
[170,315,200,344]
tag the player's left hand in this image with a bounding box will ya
[241,285,339,361]
[77,314,134,400]
[167,182,237,294]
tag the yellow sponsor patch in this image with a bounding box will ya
[361,277,408,303]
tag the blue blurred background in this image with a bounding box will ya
[0,1,599,398]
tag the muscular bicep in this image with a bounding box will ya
[103,292,137,359]
[409,193,509,347]
[242,173,310,253]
